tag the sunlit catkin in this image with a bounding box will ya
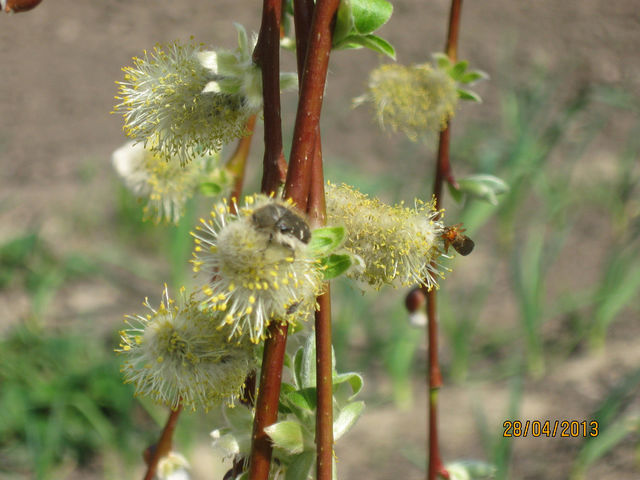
[191,196,324,343]
[117,286,256,411]
[325,182,447,290]
[355,63,458,142]
[112,141,228,224]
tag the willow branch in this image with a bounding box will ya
[307,136,333,480]
[142,405,183,480]
[248,323,290,480]
[426,1,463,480]
[283,0,340,209]
[293,0,315,75]
[247,1,288,479]
[253,0,287,195]
[226,114,258,210]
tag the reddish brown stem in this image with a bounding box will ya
[249,0,337,478]
[226,114,258,211]
[426,1,463,480]
[424,287,446,480]
[432,128,450,210]
[248,324,289,480]
[314,287,333,480]
[247,1,289,479]
[307,136,325,223]
[283,0,340,209]
[293,3,334,475]
[293,0,315,76]
[142,405,183,480]
[307,136,333,480]
[253,0,287,195]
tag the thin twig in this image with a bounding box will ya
[142,405,183,480]
[293,0,315,75]
[226,114,258,211]
[426,1,463,480]
[247,0,288,478]
[292,2,334,476]
[253,0,287,195]
[307,138,333,480]
[283,0,340,209]
[248,324,290,480]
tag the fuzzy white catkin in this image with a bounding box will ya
[325,182,447,290]
[355,63,458,142]
[191,196,324,343]
[118,286,256,411]
[114,40,260,165]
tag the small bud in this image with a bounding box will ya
[157,452,190,480]
[143,444,156,466]
[4,0,43,13]
[405,287,427,326]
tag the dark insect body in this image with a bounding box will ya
[441,224,474,256]
[251,203,311,247]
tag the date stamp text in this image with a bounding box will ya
[503,420,599,438]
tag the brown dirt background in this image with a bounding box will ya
[1,1,639,479]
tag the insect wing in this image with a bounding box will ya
[453,235,474,256]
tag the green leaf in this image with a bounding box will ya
[459,70,489,84]
[279,383,296,414]
[447,182,464,204]
[234,23,249,59]
[285,388,317,411]
[431,52,451,70]
[449,60,469,81]
[300,333,317,388]
[223,403,254,432]
[350,0,393,35]
[332,372,364,398]
[293,347,304,389]
[334,34,396,60]
[458,88,482,102]
[279,72,298,91]
[286,451,316,480]
[283,351,293,370]
[264,420,305,454]
[333,0,355,46]
[433,52,451,70]
[198,182,223,196]
[333,401,365,440]
[456,174,510,205]
[213,51,242,77]
[309,226,345,256]
[320,253,353,280]
[212,77,243,95]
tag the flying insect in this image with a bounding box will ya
[440,224,474,256]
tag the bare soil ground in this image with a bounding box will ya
[1,1,639,479]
